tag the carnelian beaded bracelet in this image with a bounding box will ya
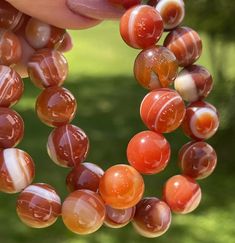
[0,0,219,238]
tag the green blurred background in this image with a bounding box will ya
[1,0,235,242]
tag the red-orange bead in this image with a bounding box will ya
[164,27,202,67]
[28,48,68,89]
[99,164,144,209]
[36,86,77,127]
[0,29,22,66]
[25,17,65,49]
[179,141,217,179]
[0,65,24,107]
[134,45,178,90]
[62,190,106,235]
[127,131,170,174]
[0,107,24,148]
[182,101,219,140]
[120,5,163,49]
[163,175,201,214]
[66,162,104,192]
[140,88,186,133]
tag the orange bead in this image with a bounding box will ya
[62,190,105,235]
[36,86,77,127]
[140,88,185,133]
[28,49,68,89]
[0,29,22,66]
[99,164,144,209]
[134,45,178,90]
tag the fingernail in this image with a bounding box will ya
[66,0,125,20]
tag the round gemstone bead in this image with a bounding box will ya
[174,65,213,102]
[182,101,219,140]
[47,124,89,167]
[179,141,217,179]
[0,29,22,66]
[133,197,171,238]
[127,131,170,174]
[16,183,61,228]
[0,65,24,107]
[109,0,141,9]
[66,162,103,192]
[163,175,202,214]
[62,189,105,235]
[0,107,24,148]
[28,48,68,89]
[105,205,136,228]
[99,164,144,209]
[140,88,186,133]
[164,27,202,67]
[25,17,65,49]
[134,45,178,90]
[156,0,185,30]
[36,86,77,127]
[120,5,163,49]
[0,148,35,193]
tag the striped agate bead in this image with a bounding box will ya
[47,124,89,167]
[164,26,202,67]
[134,45,178,90]
[140,88,185,133]
[16,183,61,228]
[0,148,35,193]
[25,17,65,49]
[133,197,171,238]
[0,29,22,66]
[62,190,105,235]
[120,5,163,49]
[0,65,24,107]
[179,141,217,180]
[174,65,213,102]
[182,101,219,140]
[0,107,24,148]
[163,175,202,214]
[28,49,68,89]
[156,0,185,30]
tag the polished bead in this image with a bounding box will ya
[0,148,35,193]
[164,27,202,67]
[105,205,135,228]
[182,101,219,140]
[133,197,171,238]
[56,31,73,53]
[179,141,217,179]
[0,29,22,66]
[109,0,141,9]
[140,88,185,133]
[25,17,65,49]
[28,48,68,89]
[120,5,163,49]
[47,124,89,167]
[134,45,178,90]
[0,65,24,107]
[163,175,201,214]
[174,65,213,102]
[0,1,25,30]
[16,183,61,228]
[62,189,105,235]
[99,164,144,209]
[127,131,170,174]
[0,107,24,148]
[36,86,77,127]
[66,162,103,192]
[156,0,185,30]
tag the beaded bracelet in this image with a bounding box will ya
[0,0,219,238]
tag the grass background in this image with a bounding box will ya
[0,9,235,243]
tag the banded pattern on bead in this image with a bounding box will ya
[0,148,35,193]
[16,183,61,228]
[164,26,202,67]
